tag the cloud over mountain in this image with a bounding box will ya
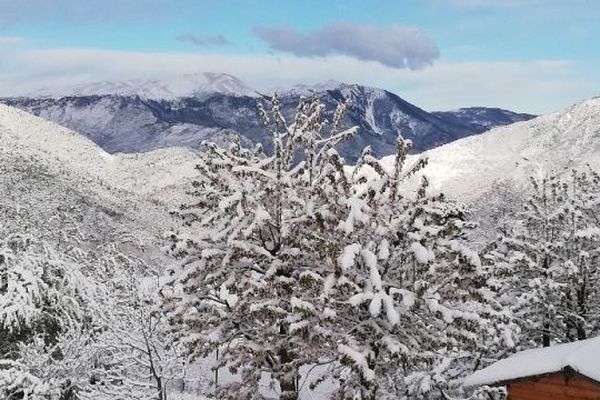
[176,34,231,47]
[254,22,439,70]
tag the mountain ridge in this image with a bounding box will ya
[390,97,600,201]
[26,72,259,100]
[2,73,535,163]
[2,96,600,246]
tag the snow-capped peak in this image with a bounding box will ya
[268,80,343,96]
[27,72,259,100]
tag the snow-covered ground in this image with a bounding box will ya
[385,97,600,201]
[0,103,201,204]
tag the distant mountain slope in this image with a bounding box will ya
[2,74,533,163]
[387,97,600,201]
[432,107,535,133]
[0,103,200,210]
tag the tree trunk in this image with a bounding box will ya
[542,256,551,347]
[577,272,588,340]
[542,320,551,347]
[280,380,298,400]
[277,347,298,400]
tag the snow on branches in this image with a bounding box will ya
[0,229,93,399]
[486,169,600,348]
[163,95,502,399]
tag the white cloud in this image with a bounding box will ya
[0,47,594,114]
[175,34,231,47]
[0,36,25,46]
[254,22,439,70]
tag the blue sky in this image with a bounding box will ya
[0,0,598,112]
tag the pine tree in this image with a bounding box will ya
[486,169,600,348]
[163,95,503,399]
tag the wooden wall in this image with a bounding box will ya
[508,373,600,400]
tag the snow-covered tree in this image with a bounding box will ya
[0,220,184,400]
[89,263,184,400]
[334,145,508,400]
[163,95,504,399]
[0,231,91,352]
[0,228,94,399]
[485,169,600,348]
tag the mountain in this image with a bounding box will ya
[27,72,258,99]
[1,74,534,163]
[0,102,201,243]
[387,97,600,201]
[432,107,535,133]
[377,97,598,244]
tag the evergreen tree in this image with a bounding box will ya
[486,169,600,348]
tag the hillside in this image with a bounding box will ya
[0,103,201,248]
[4,94,596,215]
[396,97,600,201]
[3,95,600,399]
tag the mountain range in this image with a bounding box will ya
[2,94,599,221]
[1,72,535,163]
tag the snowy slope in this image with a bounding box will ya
[28,72,258,99]
[269,80,343,96]
[0,103,201,199]
[5,94,599,209]
[386,97,600,201]
[0,103,202,253]
[432,107,535,132]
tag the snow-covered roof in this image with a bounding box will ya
[464,336,600,387]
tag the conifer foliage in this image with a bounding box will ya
[163,95,501,399]
[487,169,600,348]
